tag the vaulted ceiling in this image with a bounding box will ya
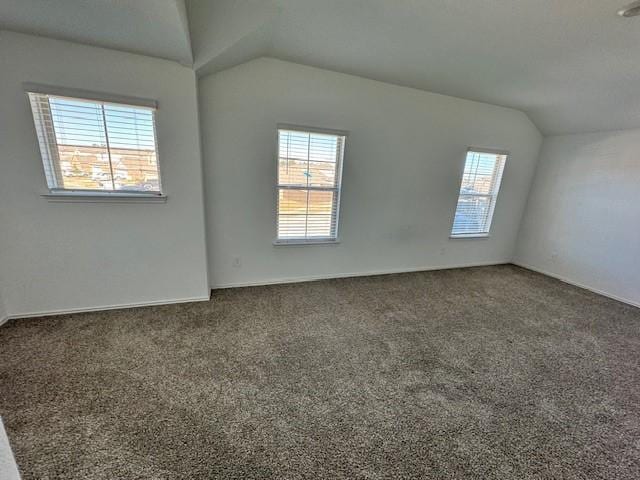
[2,0,639,135]
[0,0,193,64]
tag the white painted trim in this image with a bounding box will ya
[23,82,157,109]
[278,123,349,137]
[273,238,340,246]
[42,193,168,204]
[449,234,490,239]
[6,262,635,323]
[275,125,346,245]
[512,262,640,309]
[467,146,510,156]
[212,261,508,289]
[0,315,8,327]
[4,295,211,322]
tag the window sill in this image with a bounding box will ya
[450,233,490,239]
[273,238,340,246]
[42,192,167,204]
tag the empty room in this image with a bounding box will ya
[1,1,639,478]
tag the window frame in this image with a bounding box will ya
[274,124,347,246]
[449,147,508,239]
[24,83,166,202]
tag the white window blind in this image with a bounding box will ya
[451,149,507,237]
[27,92,162,194]
[276,127,346,243]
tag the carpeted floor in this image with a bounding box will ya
[1,265,640,479]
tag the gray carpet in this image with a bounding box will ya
[1,265,640,479]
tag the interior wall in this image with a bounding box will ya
[515,129,640,307]
[0,291,7,324]
[199,58,542,288]
[0,31,210,318]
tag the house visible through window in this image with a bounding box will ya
[276,127,346,243]
[27,92,161,194]
[451,149,507,237]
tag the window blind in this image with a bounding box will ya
[27,92,161,194]
[451,149,507,236]
[277,128,346,242]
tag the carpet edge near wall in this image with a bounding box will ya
[3,260,638,324]
[2,295,211,324]
[512,261,640,309]
[210,261,510,289]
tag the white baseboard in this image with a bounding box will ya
[4,295,211,322]
[4,262,636,321]
[512,262,640,309]
[2,263,508,321]
[211,261,509,289]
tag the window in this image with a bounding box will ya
[276,127,346,243]
[451,149,507,237]
[27,90,162,195]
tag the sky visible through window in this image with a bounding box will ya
[460,152,499,195]
[50,97,155,151]
[29,94,161,192]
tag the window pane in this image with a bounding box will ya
[307,190,335,237]
[49,98,107,148]
[451,150,506,236]
[278,214,308,239]
[278,157,310,187]
[58,145,113,190]
[278,188,308,215]
[309,133,339,163]
[279,130,310,162]
[104,105,160,192]
[276,128,345,242]
[277,189,337,239]
[308,190,335,215]
[278,188,307,238]
[305,215,333,238]
[308,161,337,187]
[460,151,504,195]
[48,98,112,190]
[28,92,161,193]
[104,105,155,150]
[452,195,492,235]
[278,130,340,188]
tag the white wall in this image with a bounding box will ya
[199,58,542,287]
[515,129,640,307]
[0,418,21,480]
[0,291,7,324]
[0,31,210,317]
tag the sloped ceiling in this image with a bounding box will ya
[0,0,193,65]
[187,0,640,136]
[2,0,640,135]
